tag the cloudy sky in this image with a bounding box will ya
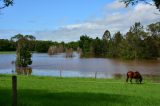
[0,0,159,42]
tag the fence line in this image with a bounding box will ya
[12,76,17,106]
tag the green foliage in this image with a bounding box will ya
[147,22,160,37]
[65,41,79,51]
[122,22,146,59]
[35,40,54,53]
[112,31,123,57]
[1,22,160,60]
[0,38,79,53]
[143,36,159,58]
[91,37,104,57]
[79,22,160,60]
[79,35,93,55]
[0,39,16,51]
[11,34,35,67]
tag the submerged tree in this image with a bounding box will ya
[66,48,73,58]
[11,34,35,67]
[48,45,64,55]
[79,35,93,55]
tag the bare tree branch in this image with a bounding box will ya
[0,0,13,10]
[120,0,160,11]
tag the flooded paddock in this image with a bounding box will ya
[0,53,160,80]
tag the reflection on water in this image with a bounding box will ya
[0,53,160,79]
[31,69,115,78]
[16,67,32,75]
[113,73,123,79]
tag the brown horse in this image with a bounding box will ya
[126,71,143,84]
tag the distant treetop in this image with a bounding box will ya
[0,0,13,9]
[121,0,160,11]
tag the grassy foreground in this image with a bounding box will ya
[0,74,160,106]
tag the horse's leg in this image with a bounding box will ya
[135,79,138,84]
[126,76,129,82]
[139,79,141,84]
[130,78,132,84]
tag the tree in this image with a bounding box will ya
[121,31,136,59]
[112,31,123,57]
[66,41,79,51]
[147,22,160,37]
[0,39,16,51]
[11,34,36,67]
[143,36,159,58]
[147,22,160,57]
[11,34,36,41]
[120,22,147,59]
[35,40,53,53]
[79,35,93,56]
[0,0,13,9]
[91,37,104,57]
[102,30,111,41]
[113,31,123,44]
[121,0,160,11]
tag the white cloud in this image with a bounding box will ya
[33,26,105,42]
[63,23,102,30]
[106,0,126,9]
[34,2,159,42]
[0,29,35,39]
[1,1,159,42]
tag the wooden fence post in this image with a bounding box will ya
[12,76,17,106]
[95,72,97,79]
[59,65,63,78]
[60,70,62,77]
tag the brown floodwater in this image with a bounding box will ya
[0,53,160,79]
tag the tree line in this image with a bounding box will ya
[0,37,78,53]
[79,22,160,59]
[0,22,160,60]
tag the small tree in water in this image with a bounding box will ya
[11,34,35,68]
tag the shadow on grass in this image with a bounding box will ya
[1,89,134,106]
[1,88,158,106]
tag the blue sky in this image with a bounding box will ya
[0,0,159,42]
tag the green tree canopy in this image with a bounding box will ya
[11,34,36,67]
[147,22,160,37]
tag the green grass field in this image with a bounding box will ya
[0,51,16,54]
[0,74,160,106]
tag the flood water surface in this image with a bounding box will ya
[0,53,160,78]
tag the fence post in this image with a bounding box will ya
[95,72,97,79]
[60,70,62,77]
[12,76,17,106]
[59,65,63,78]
